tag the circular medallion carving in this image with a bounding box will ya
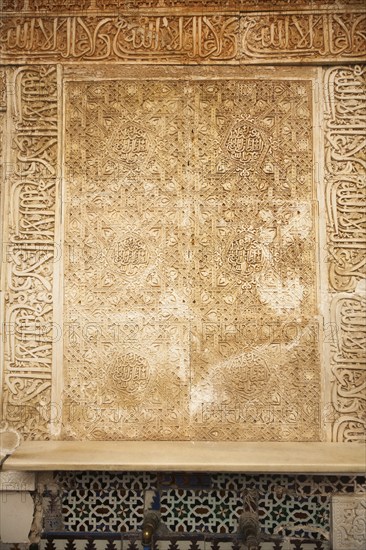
[109,123,150,167]
[224,122,266,163]
[109,352,151,396]
[224,352,270,399]
[113,234,150,276]
[227,229,267,279]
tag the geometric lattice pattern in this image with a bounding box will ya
[57,471,158,491]
[58,471,158,532]
[258,493,329,540]
[160,490,243,533]
[63,76,320,442]
[62,489,144,532]
[51,472,366,539]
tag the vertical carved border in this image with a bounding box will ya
[1,66,59,439]
[0,69,7,431]
[324,65,366,442]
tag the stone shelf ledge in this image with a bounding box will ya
[2,441,365,473]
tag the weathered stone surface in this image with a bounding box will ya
[332,494,366,549]
[0,3,364,444]
[0,10,365,64]
[62,68,320,440]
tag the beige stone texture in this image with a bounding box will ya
[0,471,35,492]
[332,494,366,550]
[3,440,366,472]
[0,491,34,543]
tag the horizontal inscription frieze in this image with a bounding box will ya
[0,12,365,62]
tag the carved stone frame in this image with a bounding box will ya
[0,4,365,444]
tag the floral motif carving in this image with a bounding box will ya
[332,494,366,550]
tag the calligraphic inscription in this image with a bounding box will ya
[108,353,151,397]
[1,0,26,9]
[0,13,365,63]
[107,123,151,168]
[63,77,320,440]
[0,15,239,63]
[330,294,366,443]
[241,13,366,60]
[324,66,366,293]
[324,66,366,443]
[2,66,58,438]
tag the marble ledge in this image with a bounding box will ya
[2,441,365,473]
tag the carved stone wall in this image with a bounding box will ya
[0,1,365,442]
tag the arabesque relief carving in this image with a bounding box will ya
[0,3,365,444]
[324,65,366,443]
[62,77,320,440]
[1,66,58,438]
[332,494,366,550]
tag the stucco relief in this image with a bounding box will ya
[324,65,366,443]
[332,494,366,549]
[0,69,6,110]
[1,66,58,438]
[324,65,366,293]
[0,12,365,63]
[62,76,320,440]
[0,3,364,444]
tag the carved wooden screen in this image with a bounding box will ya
[0,1,365,443]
